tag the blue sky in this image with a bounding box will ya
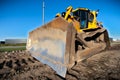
[0,0,120,40]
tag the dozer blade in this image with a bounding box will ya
[26,17,76,77]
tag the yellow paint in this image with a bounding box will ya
[56,6,100,32]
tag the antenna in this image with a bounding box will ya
[42,0,45,25]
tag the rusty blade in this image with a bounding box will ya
[26,17,72,77]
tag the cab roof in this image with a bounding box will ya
[72,8,89,12]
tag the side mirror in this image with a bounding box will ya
[96,9,99,13]
[96,9,99,17]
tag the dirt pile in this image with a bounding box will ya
[0,51,59,80]
[0,44,120,80]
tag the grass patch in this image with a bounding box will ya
[0,47,26,52]
[0,43,26,47]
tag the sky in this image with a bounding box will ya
[0,0,120,40]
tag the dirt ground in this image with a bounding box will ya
[0,43,120,80]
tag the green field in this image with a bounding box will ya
[0,43,26,52]
[0,47,26,52]
[0,43,26,47]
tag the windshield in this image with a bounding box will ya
[73,10,88,29]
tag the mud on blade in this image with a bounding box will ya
[26,17,76,77]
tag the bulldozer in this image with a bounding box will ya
[26,6,110,77]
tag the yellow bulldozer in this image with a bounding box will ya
[26,6,110,77]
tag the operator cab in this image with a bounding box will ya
[73,8,90,29]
